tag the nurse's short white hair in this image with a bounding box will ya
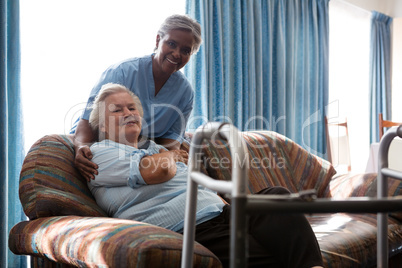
[89,83,143,134]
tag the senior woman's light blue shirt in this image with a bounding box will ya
[88,139,224,232]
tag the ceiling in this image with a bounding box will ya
[343,0,402,18]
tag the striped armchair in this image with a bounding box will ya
[9,134,220,268]
[9,131,402,267]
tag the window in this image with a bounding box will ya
[21,0,185,152]
[328,0,371,172]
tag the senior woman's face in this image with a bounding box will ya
[154,29,195,75]
[100,91,142,145]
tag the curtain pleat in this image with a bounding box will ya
[1,0,27,267]
[369,11,392,143]
[185,0,329,156]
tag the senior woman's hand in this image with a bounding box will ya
[75,145,98,182]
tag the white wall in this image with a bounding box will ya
[343,0,402,121]
[396,1,402,18]
[392,18,402,121]
[328,0,371,173]
[20,0,186,152]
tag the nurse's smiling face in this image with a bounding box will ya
[153,29,195,76]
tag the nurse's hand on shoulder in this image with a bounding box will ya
[168,149,188,164]
[75,145,98,182]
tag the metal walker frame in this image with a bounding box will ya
[181,122,402,268]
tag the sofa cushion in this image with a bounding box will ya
[202,131,336,197]
[19,135,107,220]
[9,216,221,268]
[329,172,402,221]
[308,213,402,267]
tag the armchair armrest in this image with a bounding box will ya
[19,134,107,219]
[9,216,221,267]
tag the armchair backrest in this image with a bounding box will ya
[201,131,336,197]
[19,134,107,220]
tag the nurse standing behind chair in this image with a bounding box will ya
[71,14,201,181]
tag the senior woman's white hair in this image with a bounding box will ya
[89,83,143,136]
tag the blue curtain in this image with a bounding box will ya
[369,11,392,143]
[185,0,330,156]
[1,0,27,267]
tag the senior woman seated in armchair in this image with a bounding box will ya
[87,83,323,268]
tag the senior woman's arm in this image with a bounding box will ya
[139,149,188,184]
[90,144,187,188]
[138,152,176,184]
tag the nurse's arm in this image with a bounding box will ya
[155,137,181,151]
